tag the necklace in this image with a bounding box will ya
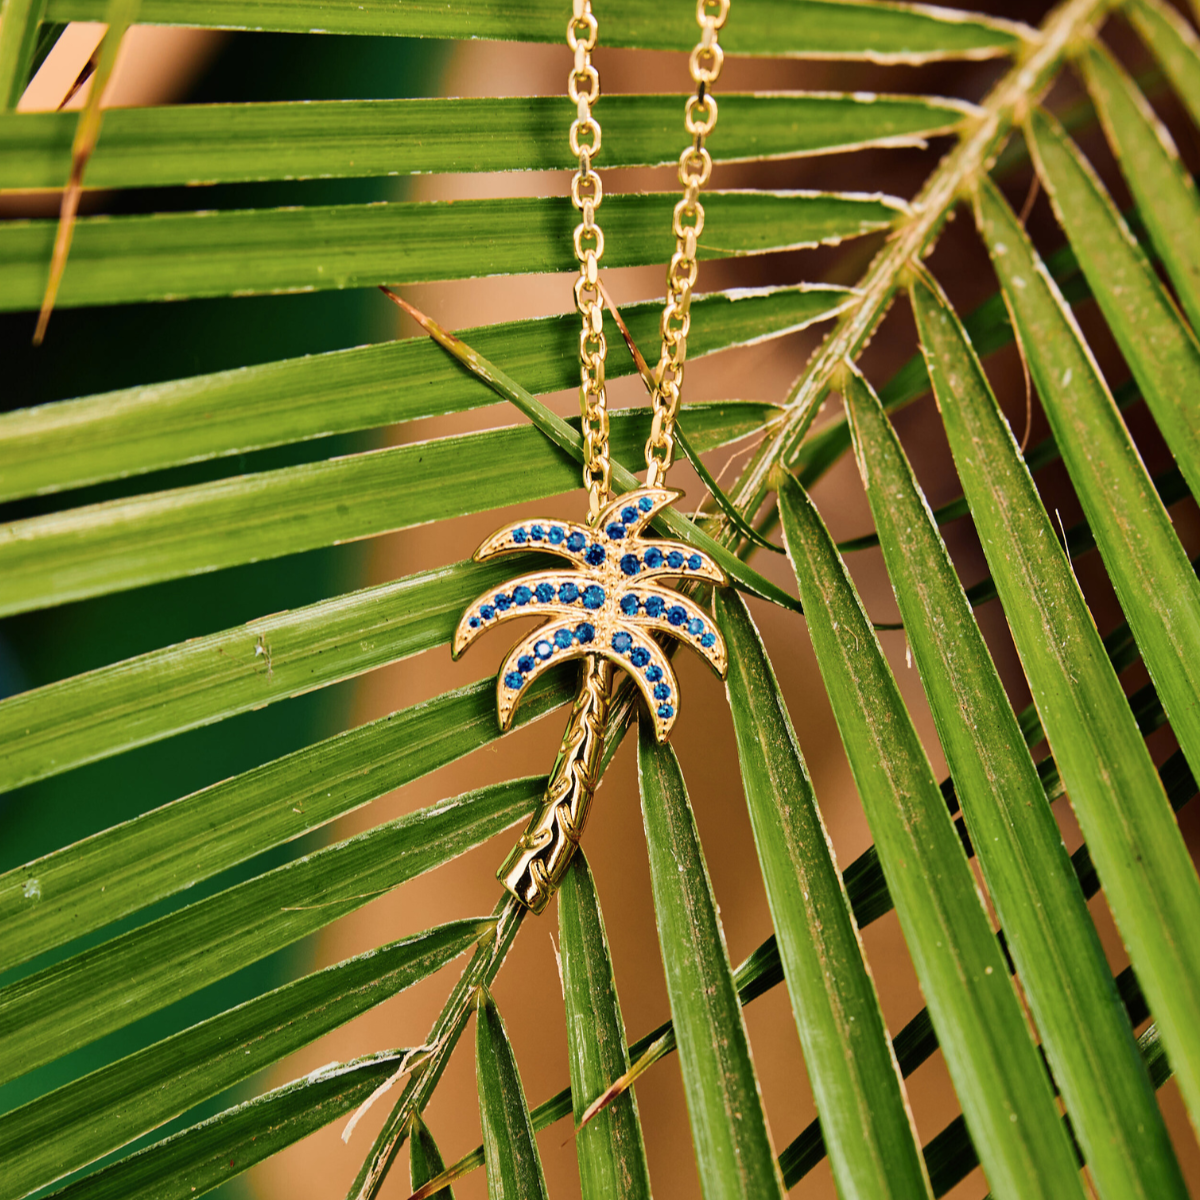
[454,0,731,913]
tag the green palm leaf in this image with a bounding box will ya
[4,1,1199,1196]
[0,92,972,189]
[842,363,1187,1200]
[637,718,785,1199]
[911,267,1200,1136]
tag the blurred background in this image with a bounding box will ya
[2,3,1198,1196]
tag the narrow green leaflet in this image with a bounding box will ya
[476,989,550,1200]
[410,1117,455,1200]
[0,558,525,792]
[1081,44,1200,330]
[717,589,931,1200]
[0,191,903,312]
[842,364,1187,1200]
[910,268,1200,1139]
[0,677,567,974]
[558,853,652,1200]
[777,472,1088,1200]
[0,919,488,1200]
[0,402,766,617]
[0,92,972,190]
[976,176,1200,784]
[0,0,46,109]
[636,719,785,1200]
[0,286,846,502]
[925,1023,1175,1199]
[1127,0,1200,130]
[42,1049,411,1200]
[1024,109,1200,502]
[0,777,542,1086]
[39,0,1026,59]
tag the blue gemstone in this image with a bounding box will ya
[511,527,527,544]
[559,582,580,604]
[535,582,555,603]
[480,605,495,620]
[687,617,704,636]
[555,628,574,649]
[548,526,565,544]
[567,531,587,552]
[645,665,663,682]
[667,606,687,626]
[644,595,665,617]
[530,524,545,540]
[576,622,595,644]
[504,671,523,689]
[535,640,553,660]
[612,632,633,653]
[657,703,675,719]
[620,594,640,615]
[638,496,654,512]
[644,546,664,569]
[494,593,512,611]
[583,584,605,610]
[518,655,535,672]
[469,617,480,629]
[653,683,671,700]
[701,632,717,648]
[606,522,626,541]
[667,551,684,569]
[620,554,640,576]
[621,506,638,523]
[585,543,606,566]
[687,554,703,571]
[513,586,532,606]
[630,647,651,668]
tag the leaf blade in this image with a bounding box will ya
[842,363,1188,1200]
[1127,0,1200,131]
[717,588,932,1200]
[557,852,652,1200]
[1080,43,1200,331]
[777,472,1088,1200]
[1024,106,1200,502]
[43,1050,413,1200]
[0,777,543,1086]
[39,0,1027,60]
[0,91,973,190]
[476,989,550,1200]
[0,190,903,313]
[910,265,1200,1141]
[976,172,1200,796]
[636,717,785,1200]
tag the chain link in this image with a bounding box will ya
[568,0,728,502]
[568,0,610,520]
[646,0,729,486]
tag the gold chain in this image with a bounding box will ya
[568,0,609,520]
[567,0,729,507]
[647,0,729,486]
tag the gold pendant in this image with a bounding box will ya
[453,486,728,912]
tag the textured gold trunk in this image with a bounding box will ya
[498,656,613,913]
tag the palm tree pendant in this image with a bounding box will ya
[453,485,728,911]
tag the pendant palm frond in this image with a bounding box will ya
[452,486,727,741]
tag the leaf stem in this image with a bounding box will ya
[721,0,1114,531]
